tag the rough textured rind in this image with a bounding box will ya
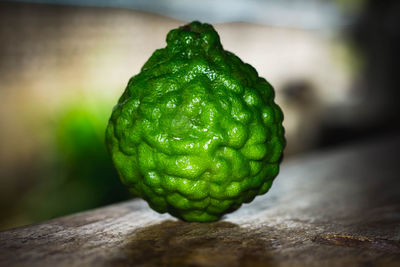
[106,21,285,222]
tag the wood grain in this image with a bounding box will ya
[1,135,400,266]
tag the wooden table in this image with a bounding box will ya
[1,135,399,266]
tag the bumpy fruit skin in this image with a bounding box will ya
[106,21,285,222]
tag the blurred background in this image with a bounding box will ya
[0,0,399,230]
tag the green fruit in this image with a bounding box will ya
[106,21,285,222]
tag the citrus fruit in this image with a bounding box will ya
[106,21,285,222]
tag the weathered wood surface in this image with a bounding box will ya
[1,135,400,267]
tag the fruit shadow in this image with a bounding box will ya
[110,219,275,267]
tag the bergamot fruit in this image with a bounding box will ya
[106,21,285,222]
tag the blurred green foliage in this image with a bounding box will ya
[23,97,130,222]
